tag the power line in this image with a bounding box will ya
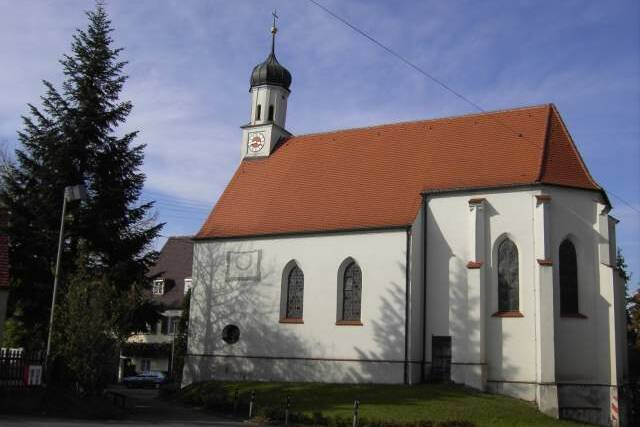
[306,0,640,217]
[607,191,640,215]
[307,0,485,113]
[144,201,210,213]
[143,189,211,209]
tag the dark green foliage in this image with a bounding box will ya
[121,342,172,358]
[1,3,162,349]
[52,252,118,394]
[171,288,191,381]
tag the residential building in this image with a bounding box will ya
[123,236,193,375]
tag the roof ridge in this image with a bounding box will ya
[536,104,554,182]
[292,104,552,139]
[544,104,602,190]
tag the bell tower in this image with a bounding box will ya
[241,11,292,160]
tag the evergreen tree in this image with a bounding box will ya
[1,3,162,348]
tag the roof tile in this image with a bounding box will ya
[198,105,600,239]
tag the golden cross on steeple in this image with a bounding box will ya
[271,10,279,55]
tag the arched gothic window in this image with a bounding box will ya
[342,261,362,321]
[559,239,579,314]
[285,265,304,319]
[255,104,262,121]
[498,238,519,312]
[268,105,274,121]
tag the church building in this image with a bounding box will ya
[184,21,629,427]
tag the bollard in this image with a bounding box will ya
[285,395,291,426]
[352,399,360,427]
[233,389,239,416]
[249,389,256,418]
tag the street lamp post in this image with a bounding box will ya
[45,184,88,363]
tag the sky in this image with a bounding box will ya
[1,0,639,287]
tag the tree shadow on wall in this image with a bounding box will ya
[183,242,330,385]
[347,279,406,383]
[347,215,520,393]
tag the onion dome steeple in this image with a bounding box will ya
[249,11,292,90]
[240,11,293,161]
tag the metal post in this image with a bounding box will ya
[233,388,239,415]
[44,184,87,379]
[249,389,255,418]
[285,395,290,426]
[170,320,176,378]
[45,192,68,364]
[352,399,360,427]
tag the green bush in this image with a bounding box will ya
[246,405,474,427]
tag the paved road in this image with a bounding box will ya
[0,387,247,426]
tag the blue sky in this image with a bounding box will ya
[1,0,638,287]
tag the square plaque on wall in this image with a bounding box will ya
[226,250,261,281]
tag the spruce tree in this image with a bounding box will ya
[1,3,162,348]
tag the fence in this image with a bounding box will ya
[0,347,45,388]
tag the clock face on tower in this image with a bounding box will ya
[247,131,266,152]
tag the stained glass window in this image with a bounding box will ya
[498,239,519,312]
[285,266,304,319]
[342,262,362,321]
[559,239,579,314]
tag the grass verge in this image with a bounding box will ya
[172,381,588,427]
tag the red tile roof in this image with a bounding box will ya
[197,104,600,239]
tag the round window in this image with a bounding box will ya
[222,324,240,344]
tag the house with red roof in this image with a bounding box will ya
[183,24,628,427]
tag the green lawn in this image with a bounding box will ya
[177,381,588,427]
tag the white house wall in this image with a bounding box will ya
[184,229,408,386]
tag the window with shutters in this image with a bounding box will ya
[559,239,579,315]
[285,265,304,319]
[341,261,362,321]
[497,238,519,312]
[152,279,164,296]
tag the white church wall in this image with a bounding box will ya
[546,187,601,383]
[426,188,539,400]
[545,187,629,425]
[408,205,425,384]
[184,229,408,386]
[424,185,625,425]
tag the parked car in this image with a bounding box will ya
[122,371,167,388]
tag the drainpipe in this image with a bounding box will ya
[420,194,428,382]
[404,227,411,384]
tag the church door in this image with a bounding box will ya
[431,336,451,382]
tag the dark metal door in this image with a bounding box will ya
[431,336,451,382]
